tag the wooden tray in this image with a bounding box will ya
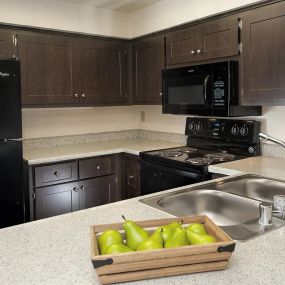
[90,215,235,284]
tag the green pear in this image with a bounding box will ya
[154,221,182,243]
[122,215,149,250]
[104,243,133,255]
[186,223,207,235]
[137,230,163,251]
[187,231,217,245]
[98,229,123,255]
[164,226,189,248]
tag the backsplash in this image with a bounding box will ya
[23,129,284,159]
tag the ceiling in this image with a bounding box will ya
[57,0,162,13]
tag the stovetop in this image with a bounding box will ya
[140,118,261,173]
[142,146,246,167]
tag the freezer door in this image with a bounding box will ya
[0,141,24,228]
[0,59,22,139]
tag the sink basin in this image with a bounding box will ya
[140,175,285,242]
[216,175,285,203]
[157,189,259,226]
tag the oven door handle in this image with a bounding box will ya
[203,75,210,106]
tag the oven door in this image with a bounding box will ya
[162,67,213,115]
[140,160,210,196]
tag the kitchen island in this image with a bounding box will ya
[1,172,285,285]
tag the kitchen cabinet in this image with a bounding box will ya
[0,28,16,58]
[77,38,127,105]
[30,155,119,220]
[122,153,140,199]
[18,31,78,105]
[18,31,127,106]
[166,17,239,66]
[133,35,165,104]
[240,1,285,105]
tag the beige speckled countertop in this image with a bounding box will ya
[23,139,182,165]
[0,178,285,285]
[209,156,285,180]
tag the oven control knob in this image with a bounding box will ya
[195,123,202,132]
[189,121,196,131]
[231,125,239,135]
[240,125,249,136]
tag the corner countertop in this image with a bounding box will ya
[23,139,182,165]
[209,156,285,180]
[1,177,285,285]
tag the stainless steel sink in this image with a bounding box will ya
[140,175,285,242]
[157,189,260,226]
[216,175,285,203]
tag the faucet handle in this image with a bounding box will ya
[273,195,285,211]
[259,202,273,225]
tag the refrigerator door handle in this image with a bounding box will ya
[4,138,23,142]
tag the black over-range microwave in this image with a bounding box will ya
[162,61,261,117]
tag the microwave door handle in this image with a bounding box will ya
[203,75,210,106]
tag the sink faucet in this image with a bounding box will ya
[259,133,285,149]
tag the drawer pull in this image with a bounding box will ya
[81,186,86,191]
[96,165,101,170]
[54,171,60,177]
[73,187,79,192]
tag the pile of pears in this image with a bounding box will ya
[98,216,217,255]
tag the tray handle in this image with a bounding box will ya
[217,243,236,253]
[92,258,113,269]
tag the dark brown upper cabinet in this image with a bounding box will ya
[0,28,16,59]
[18,31,78,105]
[77,38,127,105]
[133,35,165,104]
[166,17,239,66]
[240,1,285,105]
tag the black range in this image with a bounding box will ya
[140,118,260,195]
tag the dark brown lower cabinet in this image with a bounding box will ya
[122,154,140,199]
[35,181,80,220]
[79,176,116,209]
[35,175,115,219]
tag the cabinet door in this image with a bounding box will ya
[18,31,78,105]
[123,154,140,199]
[0,29,16,58]
[35,181,80,220]
[133,36,165,104]
[77,38,127,105]
[197,17,239,61]
[166,27,198,66]
[79,176,115,209]
[241,2,285,105]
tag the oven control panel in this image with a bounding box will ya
[185,118,260,143]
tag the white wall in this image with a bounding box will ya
[22,107,139,139]
[129,0,261,37]
[0,0,131,38]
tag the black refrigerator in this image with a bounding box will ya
[0,59,25,228]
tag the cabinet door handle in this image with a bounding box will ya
[96,165,101,170]
[81,93,86,98]
[81,186,86,191]
[159,92,163,96]
[196,49,202,54]
[191,50,196,55]
[74,93,79,98]
[54,171,60,177]
[128,175,134,185]
[73,187,79,192]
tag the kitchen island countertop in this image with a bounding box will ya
[1,175,285,285]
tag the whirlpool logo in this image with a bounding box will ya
[0,72,10,78]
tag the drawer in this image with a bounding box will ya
[79,155,114,179]
[34,161,78,187]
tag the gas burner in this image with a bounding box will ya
[205,152,235,161]
[156,150,184,158]
[185,157,212,166]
